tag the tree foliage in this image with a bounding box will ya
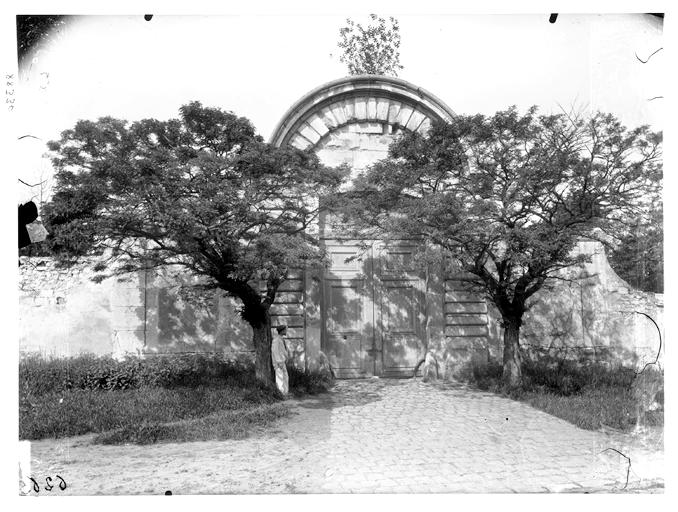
[334,107,662,385]
[337,14,403,76]
[609,204,663,293]
[43,102,346,386]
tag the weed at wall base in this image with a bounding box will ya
[455,355,663,432]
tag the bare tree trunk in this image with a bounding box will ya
[252,310,275,388]
[502,317,522,387]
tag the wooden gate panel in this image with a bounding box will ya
[324,279,372,377]
[375,243,426,377]
[378,279,425,377]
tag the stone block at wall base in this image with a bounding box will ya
[421,352,439,382]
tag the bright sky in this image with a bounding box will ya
[7,13,664,203]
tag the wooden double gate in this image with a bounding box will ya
[321,240,428,378]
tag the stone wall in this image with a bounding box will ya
[18,76,662,373]
[266,271,307,368]
[18,258,254,360]
[19,237,664,374]
[453,240,664,372]
[440,271,491,377]
[518,240,664,368]
[19,258,122,357]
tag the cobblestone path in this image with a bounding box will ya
[26,379,663,494]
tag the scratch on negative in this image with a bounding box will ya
[600,448,631,489]
[18,178,47,188]
[618,311,662,375]
[635,47,663,63]
[632,312,662,375]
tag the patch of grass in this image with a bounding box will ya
[94,403,289,445]
[20,383,283,441]
[521,357,636,395]
[19,353,259,395]
[288,364,334,396]
[517,386,637,431]
[457,355,663,432]
[19,353,331,444]
[456,358,503,391]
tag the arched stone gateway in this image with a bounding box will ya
[271,76,457,378]
[271,75,455,172]
[266,76,664,379]
[18,77,663,380]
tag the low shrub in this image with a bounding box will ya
[457,354,663,432]
[19,353,333,443]
[521,357,637,396]
[455,359,503,391]
[457,355,640,396]
[19,353,262,397]
[287,364,335,396]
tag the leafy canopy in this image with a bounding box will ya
[336,107,662,321]
[44,102,346,319]
[608,204,663,293]
[337,14,403,76]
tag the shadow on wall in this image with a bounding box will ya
[488,240,664,369]
[318,238,436,378]
[19,238,662,370]
[155,288,217,351]
[146,286,253,356]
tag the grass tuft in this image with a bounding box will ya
[94,403,290,445]
[287,364,335,396]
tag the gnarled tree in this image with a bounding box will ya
[334,107,662,386]
[43,102,345,387]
